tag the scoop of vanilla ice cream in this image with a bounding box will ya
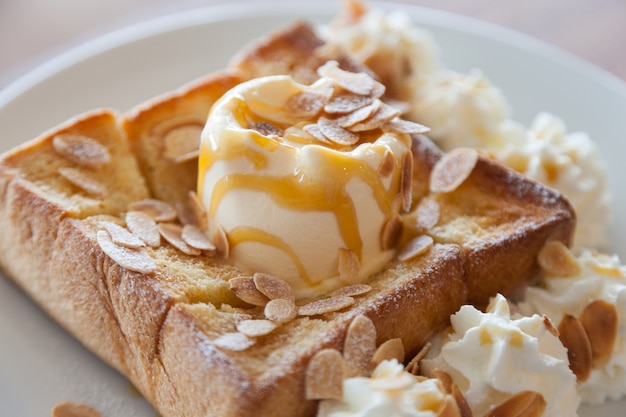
[496,113,611,252]
[421,294,579,417]
[199,74,413,299]
[519,250,626,404]
[317,359,456,417]
[407,69,526,151]
[321,3,439,101]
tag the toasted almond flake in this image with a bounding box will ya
[398,235,434,262]
[338,248,361,285]
[542,315,559,338]
[125,211,160,247]
[317,61,385,97]
[188,191,208,230]
[173,150,200,164]
[158,223,201,256]
[127,199,177,222]
[382,118,430,134]
[558,314,593,381]
[96,230,157,274]
[324,92,373,114]
[579,299,618,369]
[212,224,230,259]
[229,277,269,307]
[335,101,381,128]
[372,338,404,366]
[251,122,283,137]
[406,343,430,376]
[182,224,216,253]
[400,151,413,212]
[437,395,462,417]
[287,91,325,118]
[236,319,278,337]
[298,296,355,316]
[537,240,581,277]
[305,348,346,400]
[450,384,472,417]
[429,148,479,193]
[430,369,453,393]
[328,284,372,298]
[484,391,547,417]
[52,133,110,168]
[264,298,298,324]
[51,401,103,417]
[318,116,360,146]
[369,372,415,390]
[100,221,144,249]
[381,213,404,250]
[348,103,401,132]
[176,202,196,226]
[414,197,440,230]
[213,332,255,351]
[162,124,202,161]
[253,272,295,301]
[303,123,332,144]
[377,149,396,178]
[344,315,377,377]
[58,167,107,197]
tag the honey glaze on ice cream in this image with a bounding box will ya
[198,61,429,299]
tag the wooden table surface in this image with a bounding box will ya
[1,0,625,89]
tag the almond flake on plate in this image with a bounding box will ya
[264,299,298,324]
[429,148,478,193]
[158,223,201,256]
[213,332,256,351]
[286,91,325,119]
[338,248,361,285]
[328,284,372,298]
[100,221,145,249]
[182,224,216,253]
[236,319,278,337]
[537,240,581,277]
[58,167,107,197]
[317,60,385,98]
[372,338,404,366]
[324,92,373,114]
[127,198,178,222]
[318,116,360,146]
[253,272,295,302]
[51,401,103,417]
[343,315,377,377]
[298,296,355,316]
[305,348,346,400]
[229,277,270,307]
[397,235,434,262]
[125,210,161,247]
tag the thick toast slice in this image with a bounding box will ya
[0,19,574,417]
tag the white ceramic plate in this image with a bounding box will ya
[1,1,625,416]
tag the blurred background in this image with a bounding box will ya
[1,0,625,89]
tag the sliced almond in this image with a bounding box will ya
[484,391,547,417]
[368,372,414,391]
[303,123,332,144]
[158,223,201,256]
[251,122,283,137]
[212,224,230,259]
[348,103,401,132]
[298,296,355,316]
[236,319,278,337]
[125,211,161,248]
[558,314,593,381]
[229,277,269,307]
[127,199,177,222]
[542,315,559,338]
[406,343,431,376]
[96,230,157,274]
[264,298,298,324]
[213,332,255,351]
[182,224,216,254]
[430,369,453,393]
[343,315,377,377]
[286,91,325,119]
[372,338,404,366]
[162,124,202,162]
[429,148,478,193]
[414,197,440,230]
[397,235,434,262]
[437,395,462,417]
[338,248,361,285]
[305,348,346,400]
[99,221,144,249]
[381,213,404,250]
[253,272,295,302]
[324,92,373,114]
[377,149,396,178]
[188,191,208,230]
[579,299,618,369]
[382,118,430,135]
[51,401,103,417]
[328,284,372,298]
[317,60,385,97]
[318,116,360,146]
[52,133,110,168]
[400,151,413,213]
[450,384,472,417]
[537,240,581,277]
[58,167,107,197]
[334,101,380,128]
